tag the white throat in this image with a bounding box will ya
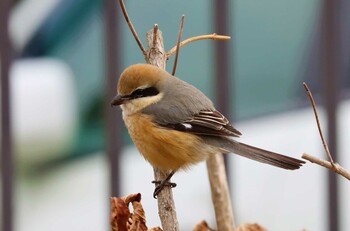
[120,93,163,116]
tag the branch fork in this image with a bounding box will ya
[302,82,350,180]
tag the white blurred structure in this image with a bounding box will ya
[10,58,78,167]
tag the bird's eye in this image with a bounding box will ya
[130,87,159,99]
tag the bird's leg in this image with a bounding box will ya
[152,170,177,198]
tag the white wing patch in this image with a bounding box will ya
[182,123,192,129]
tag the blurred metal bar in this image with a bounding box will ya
[214,0,232,176]
[0,0,14,230]
[322,0,340,230]
[104,0,122,196]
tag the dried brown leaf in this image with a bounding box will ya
[235,223,267,231]
[110,197,130,231]
[111,193,152,231]
[193,220,216,231]
[148,227,163,231]
[127,196,148,231]
[124,193,142,204]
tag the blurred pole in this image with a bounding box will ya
[104,0,122,196]
[0,0,14,230]
[214,0,232,177]
[322,0,340,230]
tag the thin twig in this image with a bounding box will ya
[303,82,335,164]
[167,34,231,58]
[302,153,350,180]
[119,0,147,56]
[172,15,185,76]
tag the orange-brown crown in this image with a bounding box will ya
[117,64,169,96]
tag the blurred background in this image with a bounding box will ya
[1,0,350,230]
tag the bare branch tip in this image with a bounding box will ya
[180,15,185,26]
[172,14,185,76]
[303,82,312,94]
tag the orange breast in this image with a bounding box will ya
[123,113,213,171]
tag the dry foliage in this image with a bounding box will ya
[110,193,162,231]
[235,223,267,231]
[193,220,215,231]
[110,193,274,231]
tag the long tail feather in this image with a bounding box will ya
[230,141,305,170]
[205,137,305,170]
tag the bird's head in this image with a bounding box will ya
[111,64,167,115]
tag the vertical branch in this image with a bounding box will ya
[0,0,14,231]
[206,155,235,230]
[146,27,180,231]
[209,0,236,230]
[322,1,340,230]
[104,0,122,196]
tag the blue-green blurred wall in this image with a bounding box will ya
[234,0,320,118]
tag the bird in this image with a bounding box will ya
[111,63,305,198]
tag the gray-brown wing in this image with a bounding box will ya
[160,110,242,137]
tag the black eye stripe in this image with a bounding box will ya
[130,87,159,99]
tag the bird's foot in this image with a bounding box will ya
[151,170,177,199]
[151,180,177,199]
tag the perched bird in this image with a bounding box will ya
[111,63,304,197]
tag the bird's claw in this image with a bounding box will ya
[152,180,177,199]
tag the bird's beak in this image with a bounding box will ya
[111,95,129,106]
